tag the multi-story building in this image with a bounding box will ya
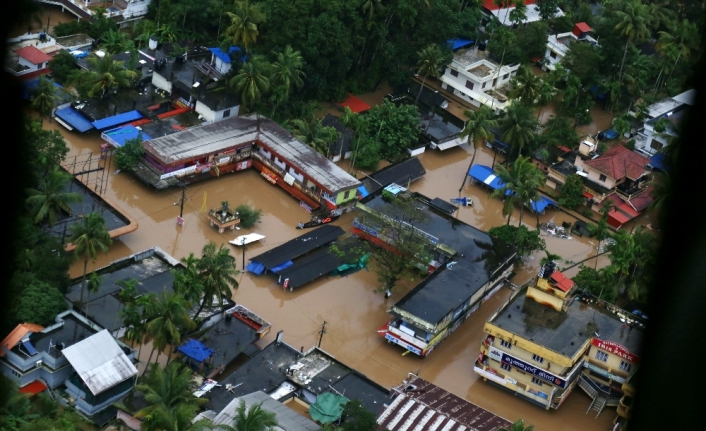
[543,23,598,71]
[480,0,564,27]
[439,46,519,112]
[475,262,642,416]
[633,89,694,157]
[36,0,153,27]
[354,184,517,357]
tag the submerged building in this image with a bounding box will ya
[354,184,516,357]
[475,262,643,414]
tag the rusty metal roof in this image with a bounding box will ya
[62,329,137,395]
[377,376,512,431]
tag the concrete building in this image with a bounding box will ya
[440,45,519,112]
[36,0,153,27]
[480,0,564,27]
[354,184,516,357]
[543,23,598,71]
[475,262,643,415]
[7,45,52,77]
[209,391,320,431]
[633,89,695,157]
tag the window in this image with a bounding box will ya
[595,351,609,362]
[343,190,350,199]
[482,82,487,89]
[532,354,544,364]
[450,69,459,77]
[619,361,632,373]
[650,140,664,150]
[493,78,497,87]
[599,174,607,182]
[503,74,509,80]
[501,362,512,371]
[223,109,231,118]
[531,377,544,386]
[465,80,475,90]
[500,339,512,349]
[550,51,558,59]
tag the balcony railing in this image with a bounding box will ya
[253,152,324,205]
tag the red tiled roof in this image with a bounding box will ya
[482,0,535,11]
[557,145,572,153]
[550,270,575,292]
[608,209,631,227]
[584,145,650,181]
[604,193,625,207]
[617,202,640,218]
[19,380,47,396]
[338,94,371,113]
[575,22,592,33]
[1,323,44,357]
[14,46,52,65]
[628,186,654,212]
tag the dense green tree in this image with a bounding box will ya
[340,400,378,431]
[101,28,132,54]
[26,167,81,227]
[195,242,239,316]
[459,106,498,190]
[488,225,545,256]
[52,20,92,37]
[509,0,528,26]
[13,273,68,326]
[358,102,420,163]
[144,291,196,364]
[557,174,585,210]
[501,104,538,158]
[114,135,146,171]
[509,66,541,106]
[25,120,69,178]
[573,266,617,302]
[515,21,550,62]
[649,170,670,215]
[291,116,340,156]
[487,26,522,66]
[606,227,657,302]
[235,204,263,228]
[30,76,60,119]
[47,51,78,85]
[224,0,266,52]
[614,0,650,81]
[536,0,560,20]
[563,43,604,86]
[68,212,112,309]
[414,44,445,105]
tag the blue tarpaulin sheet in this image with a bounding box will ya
[357,185,369,198]
[21,78,62,100]
[177,339,213,362]
[102,125,152,147]
[246,261,266,275]
[649,152,671,172]
[602,129,619,140]
[92,110,142,130]
[208,46,244,64]
[469,164,505,190]
[448,38,474,51]
[530,196,558,213]
[271,260,294,273]
[56,107,94,132]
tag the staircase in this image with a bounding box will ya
[586,396,607,418]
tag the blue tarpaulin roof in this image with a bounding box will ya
[56,107,94,132]
[102,125,152,147]
[530,196,558,213]
[270,260,294,273]
[208,46,243,64]
[650,152,671,172]
[357,185,369,198]
[21,78,62,100]
[177,339,213,363]
[246,261,266,275]
[469,164,505,190]
[448,38,474,51]
[602,129,619,139]
[92,110,142,130]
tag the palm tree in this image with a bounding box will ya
[490,157,544,230]
[230,60,270,115]
[215,400,278,431]
[588,217,611,269]
[69,212,112,310]
[508,0,527,26]
[649,170,670,214]
[509,66,541,107]
[361,0,385,28]
[101,28,130,54]
[500,419,534,431]
[414,44,445,106]
[534,80,554,121]
[173,253,204,306]
[655,20,698,88]
[612,113,632,138]
[614,1,650,81]
[269,46,305,115]
[26,167,81,227]
[144,291,196,366]
[224,0,266,53]
[291,117,340,157]
[494,0,514,25]
[194,242,239,317]
[30,76,60,119]
[86,53,138,98]
[459,106,498,191]
[500,104,537,158]
[136,362,207,430]
[540,250,562,266]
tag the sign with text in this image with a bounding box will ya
[260,167,278,184]
[236,160,252,171]
[501,352,568,388]
[488,346,503,362]
[592,339,639,363]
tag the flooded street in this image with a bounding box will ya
[49,117,614,430]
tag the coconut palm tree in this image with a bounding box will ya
[194,242,239,317]
[86,53,138,98]
[459,106,498,191]
[493,0,514,25]
[144,291,196,366]
[509,66,541,107]
[655,19,698,89]
[101,28,131,54]
[508,0,527,26]
[269,46,305,115]
[291,116,340,157]
[30,76,60,119]
[535,80,554,121]
[26,167,81,227]
[361,0,385,28]
[490,156,544,230]
[224,0,266,53]
[215,400,278,431]
[612,113,632,138]
[500,419,534,431]
[230,60,270,115]
[500,104,538,158]
[614,1,650,81]
[414,44,445,106]
[68,212,112,310]
[588,217,611,269]
[173,253,204,306]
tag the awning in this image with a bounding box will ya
[583,191,594,199]
[469,165,505,190]
[19,380,46,396]
[245,262,266,275]
[177,339,214,363]
[55,107,94,132]
[530,196,558,213]
[92,110,143,130]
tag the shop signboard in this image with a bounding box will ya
[261,167,278,184]
[592,338,639,363]
[384,333,422,355]
[500,352,568,388]
[488,346,503,362]
[236,160,252,171]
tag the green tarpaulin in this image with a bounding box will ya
[309,392,349,424]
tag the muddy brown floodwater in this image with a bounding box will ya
[8,5,78,38]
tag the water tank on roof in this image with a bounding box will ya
[149,35,158,50]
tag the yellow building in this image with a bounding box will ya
[613,372,636,431]
[474,262,643,416]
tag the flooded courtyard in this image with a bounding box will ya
[48,118,615,430]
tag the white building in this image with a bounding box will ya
[543,23,598,71]
[440,46,519,112]
[633,89,695,157]
[6,45,53,77]
[38,0,152,27]
[194,93,240,124]
[481,0,564,27]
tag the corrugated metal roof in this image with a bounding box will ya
[92,110,143,130]
[213,391,320,431]
[378,376,511,431]
[62,329,137,395]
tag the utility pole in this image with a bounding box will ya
[317,321,327,348]
[176,185,186,226]
[241,237,246,270]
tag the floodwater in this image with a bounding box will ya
[7,4,78,38]
[47,118,616,430]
